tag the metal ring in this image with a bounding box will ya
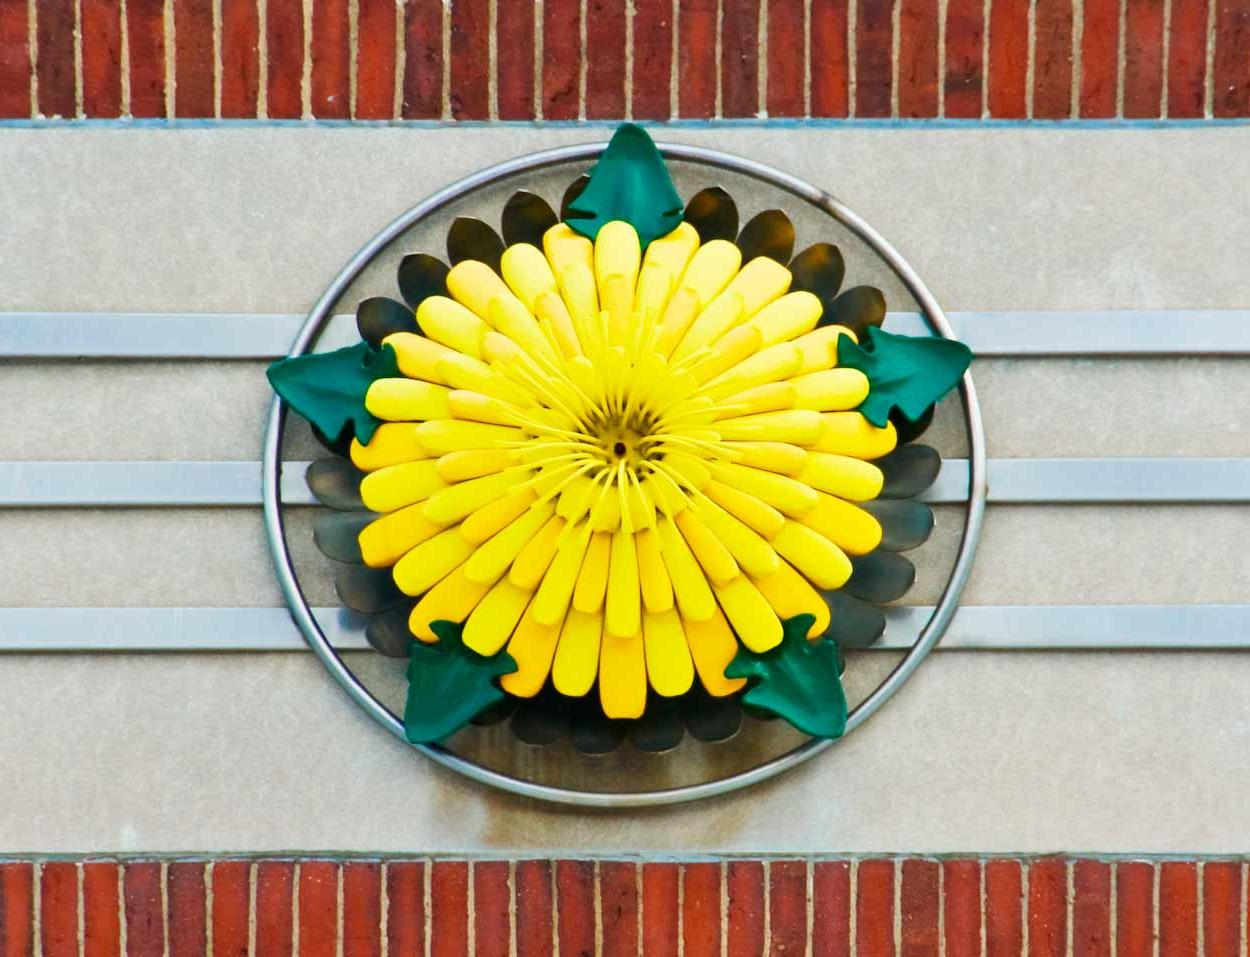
[261,140,988,808]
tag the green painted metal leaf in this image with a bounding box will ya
[837,326,973,428]
[404,620,518,744]
[724,614,848,739]
[267,342,400,446]
[564,124,683,247]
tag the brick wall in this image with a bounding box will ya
[1,856,1245,953]
[0,0,1248,122]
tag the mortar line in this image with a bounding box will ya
[391,0,403,119]
[348,0,360,118]
[300,0,311,117]
[336,861,345,957]
[33,861,42,957]
[718,860,727,957]
[593,861,604,957]
[1160,0,1170,117]
[980,0,989,115]
[1202,0,1215,116]
[26,0,36,116]
[73,0,83,117]
[624,0,635,119]
[757,0,768,117]
[937,0,948,116]
[204,861,214,957]
[466,861,477,954]
[247,862,258,957]
[163,0,174,118]
[256,0,268,117]
[669,0,678,117]
[212,0,222,117]
[714,0,723,117]
[486,0,497,119]
[1025,0,1036,116]
[577,0,587,119]
[379,862,389,957]
[291,861,302,957]
[803,0,811,116]
[76,862,84,957]
[1072,0,1084,118]
[422,859,431,957]
[440,0,450,120]
[890,0,900,116]
[160,861,170,957]
[1151,862,1160,957]
[534,0,544,119]
[847,0,857,115]
[1115,0,1125,117]
[118,861,128,957]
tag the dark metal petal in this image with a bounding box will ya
[824,285,886,334]
[570,712,628,755]
[312,510,375,563]
[469,697,517,727]
[789,243,846,304]
[630,697,685,753]
[820,590,887,648]
[510,698,569,747]
[877,444,942,499]
[843,551,916,603]
[446,217,505,272]
[397,253,450,309]
[682,689,744,743]
[890,403,935,445]
[683,186,739,243]
[501,190,559,247]
[356,296,417,346]
[560,175,590,221]
[364,604,417,657]
[335,564,405,614]
[305,459,366,511]
[310,422,353,459]
[860,499,935,552]
[736,209,795,265]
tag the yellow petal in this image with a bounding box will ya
[654,287,701,357]
[713,381,795,419]
[690,324,761,385]
[392,527,476,596]
[796,452,884,501]
[721,255,792,317]
[753,560,830,638]
[499,242,558,311]
[801,493,883,556]
[690,497,781,579]
[500,602,561,698]
[435,448,514,483]
[415,296,489,358]
[551,609,602,697]
[486,295,555,363]
[543,224,599,323]
[790,324,856,374]
[446,259,514,320]
[605,528,642,638]
[447,389,522,426]
[572,530,613,614]
[364,378,453,422]
[707,460,819,517]
[459,486,538,545]
[415,419,521,454]
[635,527,674,612]
[720,441,808,475]
[670,291,744,361]
[635,221,700,316]
[655,516,718,621]
[465,504,555,584]
[791,369,871,412]
[463,578,532,656]
[533,290,583,358]
[674,509,739,585]
[594,221,641,317]
[508,515,567,589]
[713,575,783,652]
[685,607,748,697]
[381,331,452,384]
[531,522,592,625]
[350,422,427,472]
[739,290,822,347]
[715,408,825,444]
[643,609,695,697]
[598,630,647,719]
[360,460,447,513]
[703,479,786,539]
[811,412,899,458]
[771,521,853,590]
[408,566,492,642]
[358,503,443,568]
[704,342,802,398]
[423,471,517,525]
[434,349,531,405]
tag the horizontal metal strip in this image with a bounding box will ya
[0,605,1246,652]
[2,310,1246,358]
[0,458,1246,507]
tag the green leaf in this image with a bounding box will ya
[837,326,973,428]
[565,123,684,247]
[266,341,401,446]
[724,615,848,739]
[403,620,518,744]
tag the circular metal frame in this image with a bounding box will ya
[261,140,988,808]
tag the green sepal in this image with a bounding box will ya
[266,341,401,446]
[403,620,518,744]
[836,326,973,428]
[565,123,684,247]
[724,614,848,739]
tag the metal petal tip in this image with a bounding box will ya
[364,604,418,658]
[682,689,744,743]
[877,444,942,499]
[510,699,570,747]
[396,253,450,309]
[890,404,935,445]
[446,217,506,272]
[683,186,740,243]
[356,296,417,346]
[789,243,846,305]
[305,458,366,511]
[861,499,936,552]
[844,551,917,604]
[560,175,590,221]
[501,190,559,247]
[335,564,406,615]
[824,285,886,334]
[736,209,796,265]
[630,698,685,753]
[820,591,888,648]
[312,510,375,563]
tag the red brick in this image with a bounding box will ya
[1115,862,1155,957]
[127,0,166,116]
[987,0,1028,116]
[543,0,580,119]
[514,860,552,957]
[1028,858,1067,957]
[267,0,304,118]
[81,0,122,116]
[586,0,626,117]
[1080,0,1119,115]
[555,861,595,955]
[1124,0,1165,116]
[220,0,260,117]
[497,0,535,118]
[1166,0,1209,116]
[310,0,350,117]
[342,863,380,957]
[632,0,673,118]
[298,862,338,957]
[943,0,983,116]
[943,860,980,957]
[1158,861,1198,957]
[450,0,488,118]
[175,0,214,115]
[641,863,679,957]
[721,0,760,117]
[402,0,442,118]
[856,859,894,957]
[167,863,207,957]
[811,0,850,116]
[472,862,510,957]
[0,0,30,117]
[35,0,74,116]
[900,859,938,957]
[811,861,851,957]
[40,863,77,957]
[984,860,1023,957]
[1213,0,1250,116]
[430,861,469,957]
[355,0,396,119]
[770,860,807,955]
[678,0,717,118]
[210,861,250,957]
[0,863,34,957]
[1071,860,1111,957]
[682,863,721,957]
[600,862,639,957]
[898,0,939,116]
[385,862,425,957]
[124,862,165,957]
[1202,862,1242,956]
[767,0,805,115]
[727,861,764,956]
[254,860,294,957]
[1032,0,1074,118]
[82,862,121,957]
[855,0,893,116]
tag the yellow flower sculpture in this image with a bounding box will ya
[350,216,895,721]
